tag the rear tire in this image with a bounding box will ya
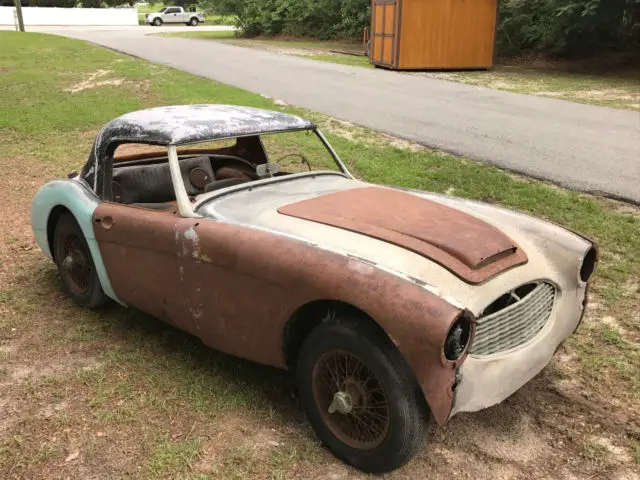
[296,318,431,473]
[153,18,162,26]
[189,17,199,26]
[53,212,109,309]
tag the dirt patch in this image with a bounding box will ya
[576,89,639,100]
[321,117,427,152]
[64,70,126,93]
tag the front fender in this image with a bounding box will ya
[178,218,466,425]
[30,179,123,305]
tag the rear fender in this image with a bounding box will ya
[30,179,123,305]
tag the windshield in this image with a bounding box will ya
[261,130,343,175]
[106,128,350,214]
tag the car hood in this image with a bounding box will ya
[198,174,591,312]
[277,185,527,284]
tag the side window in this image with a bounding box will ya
[110,143,232,207]
[166,8,178,14]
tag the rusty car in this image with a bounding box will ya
[30,104,598,473]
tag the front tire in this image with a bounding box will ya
[296,318,431,473]
[53,212,108,309]
[152,18,162,26]
[189,17,199,26]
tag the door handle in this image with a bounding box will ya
[94,216,114,230]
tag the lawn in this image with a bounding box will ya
[0,31,638,479]
[162,30,639,110]
[420,64,640,111]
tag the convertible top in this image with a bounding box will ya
[93,104,314,148]
[80,104,314,197]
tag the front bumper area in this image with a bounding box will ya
[449,283,587,417]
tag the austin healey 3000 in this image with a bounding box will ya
[31,104,597,473]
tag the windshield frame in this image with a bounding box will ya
[170,127,353,217]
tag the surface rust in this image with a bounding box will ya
[278,186,528,284]
[92,203,465,425]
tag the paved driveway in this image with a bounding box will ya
[7,25,640,203]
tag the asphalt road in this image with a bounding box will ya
[11,26,640,202]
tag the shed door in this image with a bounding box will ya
[371,0,398,66]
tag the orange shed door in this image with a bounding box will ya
[371,0,398,67]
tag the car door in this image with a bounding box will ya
[167,7,181,23]
[92,202,196,334]
[172,218,297,368]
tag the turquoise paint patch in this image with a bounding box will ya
[30,180,125,306]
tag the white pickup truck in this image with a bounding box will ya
[145,6,205,27]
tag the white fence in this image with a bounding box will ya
[0,7,138,26]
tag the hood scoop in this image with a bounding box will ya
[278,187,527,284]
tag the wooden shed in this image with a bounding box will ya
[369,0,498,70]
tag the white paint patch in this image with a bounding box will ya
[347,259,374,275]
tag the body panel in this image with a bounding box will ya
[171,218,465,424]
[199,176,593,317]
[91,202,195,333]
[278,186,528,284]
[30,179,122,304]
[451,280,587,416]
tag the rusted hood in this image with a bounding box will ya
[277,186,528,284]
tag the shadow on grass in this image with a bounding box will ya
[30,262,306,430]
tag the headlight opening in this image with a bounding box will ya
[444,313,473,361]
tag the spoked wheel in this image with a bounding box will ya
[153,18,162,26]
[53,212,108,308]
[60,234,91,295]
[189,17,199,26]
[312,350,390,450]
[296,318,431,473]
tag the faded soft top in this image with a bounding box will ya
[80,104,314,199]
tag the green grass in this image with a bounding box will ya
[158,30,360,52]
[160,30,238,39]
[147,438,202,477]
[296,53,373,68]
[0,30,638,478]
[430,66,640,111]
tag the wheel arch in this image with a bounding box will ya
[31,180,124,305]
[46,205,71,261]
[282,298,432,416]
[282,299,404,372]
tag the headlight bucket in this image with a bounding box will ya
[579,246,598,283]
[444,312,473,361]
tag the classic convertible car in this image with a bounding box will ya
[31,105,597,473]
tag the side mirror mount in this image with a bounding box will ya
[256,163,281,178]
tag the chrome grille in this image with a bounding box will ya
[471,282,556,356]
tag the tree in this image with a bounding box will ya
[200,0,639,56]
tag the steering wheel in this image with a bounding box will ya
[275,153,312,172]
[210,154,258,173]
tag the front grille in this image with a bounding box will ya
[471,282,556,356]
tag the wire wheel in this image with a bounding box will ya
[59,233,91,295]
[312,350,390,450]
